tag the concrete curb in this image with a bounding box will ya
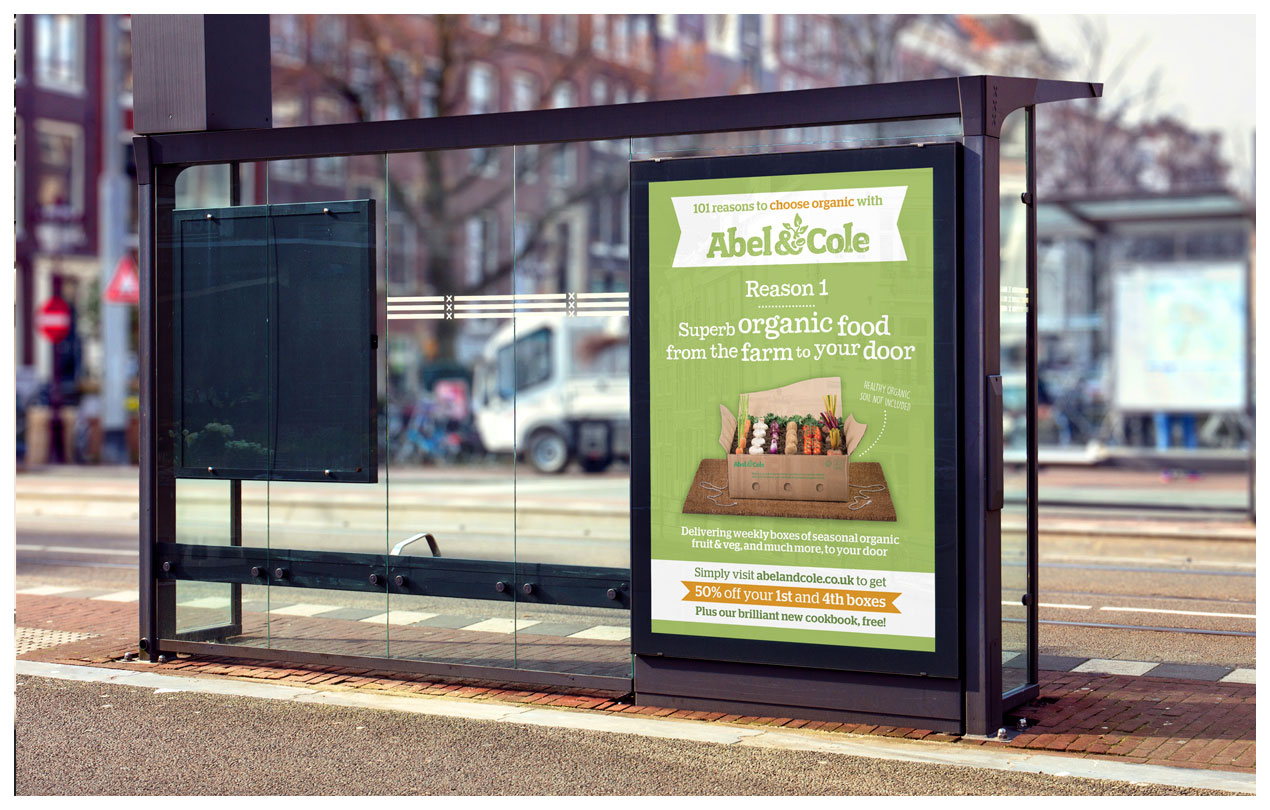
[16,660,1254,794]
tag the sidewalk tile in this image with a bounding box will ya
[271,603,341,617]
[309,607,380,622]
[17,585,80,596]
[458,618,540,634]
[1144,663,1233,682]
[1071,659,1156,677]
[566,625,630,641]
[413,615,475,630]
[90,590,139,603]
[1219,668,1256,685]
[1037,655,1090,672]
[358,610,438,626]
[518,622,589,637]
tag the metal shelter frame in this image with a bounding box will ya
[137,74,1101,735]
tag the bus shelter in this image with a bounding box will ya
[133,16,1098,737]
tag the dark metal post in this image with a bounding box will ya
[1246,250,1255,524]
[150,165,183,657]
[138,174,157,656]
[959,76,1005,737]
[228,161,244,636]
[229,479,243,632]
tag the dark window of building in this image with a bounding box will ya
[34,119,83,213]
[420,61,442,117]
[1122,234,1176,262]
[272,15,305,64]
[312,16,344,67]
[469,15,500,35]
[34,14,84,93]
[551,16,578,54]
[1184,229,1247,260]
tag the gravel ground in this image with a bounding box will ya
[15,676,1228,796]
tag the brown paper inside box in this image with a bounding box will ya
[716,377,867,502]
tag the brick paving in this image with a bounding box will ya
[15,593,1254,774]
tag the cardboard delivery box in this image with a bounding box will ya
[716,377,867,502]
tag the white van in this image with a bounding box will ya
[472,314,630,473]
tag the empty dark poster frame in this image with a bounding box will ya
[170,200,377,484]
[136,75,1100,734]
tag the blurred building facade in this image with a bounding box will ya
[12,13,1252,463]
[15,14,136,463]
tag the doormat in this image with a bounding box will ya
[682,459,896,522]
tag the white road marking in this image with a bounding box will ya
[17,544,137,556]
[459,618,540,634]
[567,625,630,641]
[1072,659,1157,676]
[358,610,439,626]
[1000,601,1092,609]
[17,585,80,596]
[91,591,139,602]
[1044,553,1255,569]
[1099,606,1255,619]
[1220,668,1256,684]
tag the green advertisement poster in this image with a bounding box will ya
[646,159,938,654]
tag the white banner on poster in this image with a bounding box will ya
[670,186,909,268]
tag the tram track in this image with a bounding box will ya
[1006,618,1255,638]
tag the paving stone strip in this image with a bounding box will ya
[15,592,1256,775]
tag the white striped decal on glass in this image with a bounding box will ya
[386,292,629,320]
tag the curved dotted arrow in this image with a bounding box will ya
[854,408,886,458]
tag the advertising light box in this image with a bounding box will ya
[1113,261,1248,413]
[631,146,959,677]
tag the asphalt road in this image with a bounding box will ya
[14,676,1224,796]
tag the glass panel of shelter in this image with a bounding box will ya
[164,117,977,675]
[383,147,519,668]
[999,109,1033,695]
[509,138,633,678]
[253,154,390,659]
[170,162,272,648]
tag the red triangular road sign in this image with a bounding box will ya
[105,254,140,304]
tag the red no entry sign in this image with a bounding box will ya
[37,296,72,344]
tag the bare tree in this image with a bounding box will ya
[1034,17,1224,197]
[829,14,927,86]
[274,14,645,361]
